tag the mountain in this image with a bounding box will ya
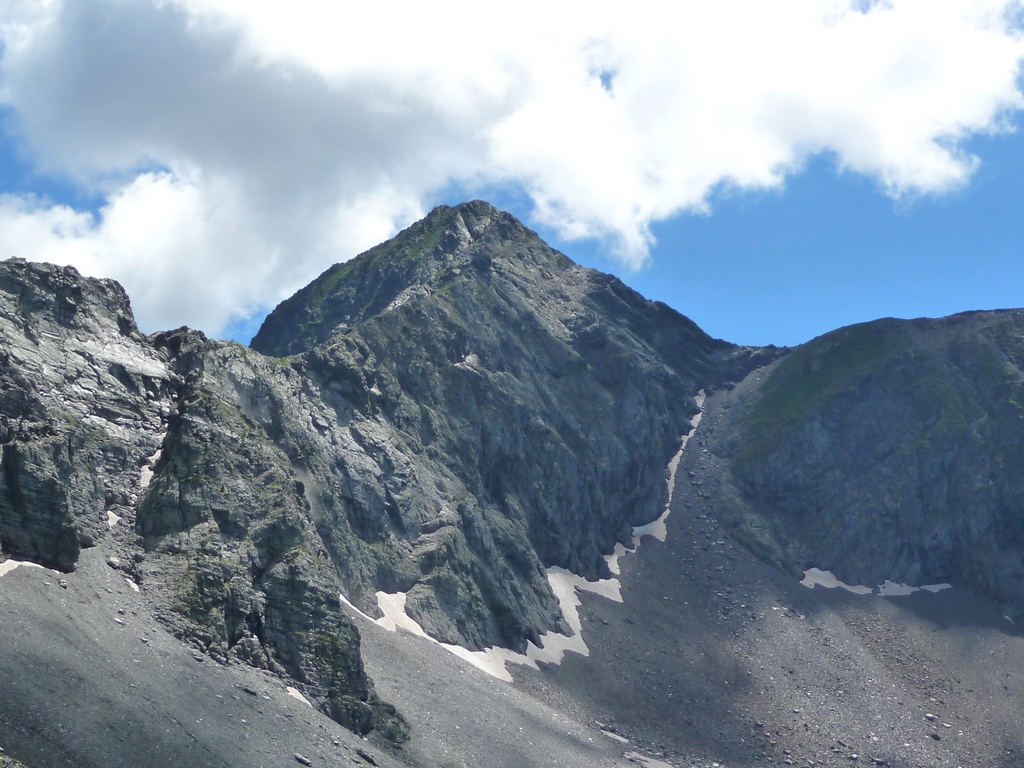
[0,201,766,755]
[250,200,767,653]
[708,311,1024,616]
[2,202,1024,768]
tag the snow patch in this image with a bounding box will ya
[566,568,622,603]
[125,578,140,593]
[803,569,952,597]
[601,730,629,744]
[373,592,430,638]
[107,510,122,528]
[878,580,918,596]
[0,560,46,579]
[342,570,598,684]
[139,438,166,489]
[625,752,676,768]
[605,542,630,577]
[800,568,873,595]
[286,686,312,707]
[630,391,704,548]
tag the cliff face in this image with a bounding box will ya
[0,260,403,739]
[0,201,766,738]
[252,200,766,650]
[0,259,172,571]
[711,311,1024,616]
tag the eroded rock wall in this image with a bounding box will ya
[0,261,404,740]
[0,259,173,570]
[0,201,767,730]
[253,201,770,651]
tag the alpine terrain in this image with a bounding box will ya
[0,200,1022,768]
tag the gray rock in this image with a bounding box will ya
[0,259,403,740]
[712,311,1024,614]
[0,259,173,571]
[0,202,765,738]
[252,200,767,650]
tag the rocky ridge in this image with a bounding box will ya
[0,201,769,739]
[250,200,770,652]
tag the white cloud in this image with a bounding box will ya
[0,170,424,332]
[0,0,1022,334]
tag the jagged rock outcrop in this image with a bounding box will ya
[0,259,173,570]
[711,311,1024,616]
[0,260,404,740]
[136,330,405,739]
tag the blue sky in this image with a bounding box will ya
[626,130,1024,347]
[0,109,102,213]
[2,1,1024,349]
[636,130,1024,347]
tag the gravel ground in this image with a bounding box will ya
[356,375,1024,768]
[0,547,407,768]
[355,617,629,768]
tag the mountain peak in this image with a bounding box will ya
[247,199,752,653]
[251,201,569,357]
[427,199,500,233]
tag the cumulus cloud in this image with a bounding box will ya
[0,0,1022,334]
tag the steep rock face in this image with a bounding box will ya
[253,200,769,650]
[712,311,1024,615]
[0,259,173,570]
[136,331,405,739]
[0,261,403,741]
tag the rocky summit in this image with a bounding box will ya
[2,201,1024,768]
[250,200,767,652]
